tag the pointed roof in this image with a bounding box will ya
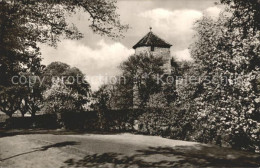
[133,31,172,49]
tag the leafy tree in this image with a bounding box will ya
[91,84,130,130]
[44,80,76,113]
[120,52,166,108]
[44,62,90,100]
[146,93,168,109]
[0,86,22,117]
[18,75,45,117]
[92,85,111,111]
[179,11,260,152]
[44,62,90,116]
[220,0,260,36]
[17,56,46,117]
[0,0,128,116]
[91,82,132,110]
[163,57,180,105]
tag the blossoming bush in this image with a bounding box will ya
[175,11,260,152]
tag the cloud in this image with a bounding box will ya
[40,40,134,90]
[138,8,203,55]
[140,8,202,31]
[174,49,193,61]
[139,8,202,42]
[204,6,222,18]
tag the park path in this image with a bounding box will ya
[0,133,260,167]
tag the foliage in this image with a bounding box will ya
[120,52,166,107]
[0,0,128,85]
[0,56,43,117]
[91,84,117,130]
[18,61,46,117]
[43,62,90,123]
[146,93,168,109]
[127,4,260,153]
[92,82,134,110]
[5,114,57,129]
[174,11,260,152]
[92,84,111,111]
[19,78,44,117]
[44,80,77,114]
[0,86,22,117]
[43,62,90,98]
[0,0,127,117]
[220,0,260,35]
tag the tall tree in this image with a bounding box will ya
[0,86,22,117]
[0,0,128,84]
[120,53,166,108]
[221,0,260,35]
[0,0,128,116]
[183,11,260,152]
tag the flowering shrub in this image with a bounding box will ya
[176,12,260,152]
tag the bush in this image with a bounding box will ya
[5,114,58,129]
[60,109,139,132]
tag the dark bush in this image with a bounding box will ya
[61,109,142,132]
[5,114,58,129]
[61,111,99,130]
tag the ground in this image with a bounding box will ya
[0,132,260,168]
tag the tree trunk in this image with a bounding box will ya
[8,113,12,118]
[31,103,37,118]
[31,112,35,118]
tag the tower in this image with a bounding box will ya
[132,28,172,108]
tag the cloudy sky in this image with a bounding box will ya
[40,0,222,90]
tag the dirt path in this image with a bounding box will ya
[0,133,259,167]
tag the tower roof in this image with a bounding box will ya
[133,31,172,49]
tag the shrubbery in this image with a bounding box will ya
[5,114,58,129]
[131,9,260,152]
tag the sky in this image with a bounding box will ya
[40,0,222,90]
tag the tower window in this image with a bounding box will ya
[151,46,155,51]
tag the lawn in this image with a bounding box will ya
[0,132,259,168]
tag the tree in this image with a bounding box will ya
[120,52,166,108]
[18,75,45,117]
[92,85,111,111]
[220,0,260,36]
[44,62,90,99]
[43,62,91,116]
[180,10,260,152]
[0,86,22,117]
[0,0,128,116]
[91,82,130,110]
[16,55,46,117]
